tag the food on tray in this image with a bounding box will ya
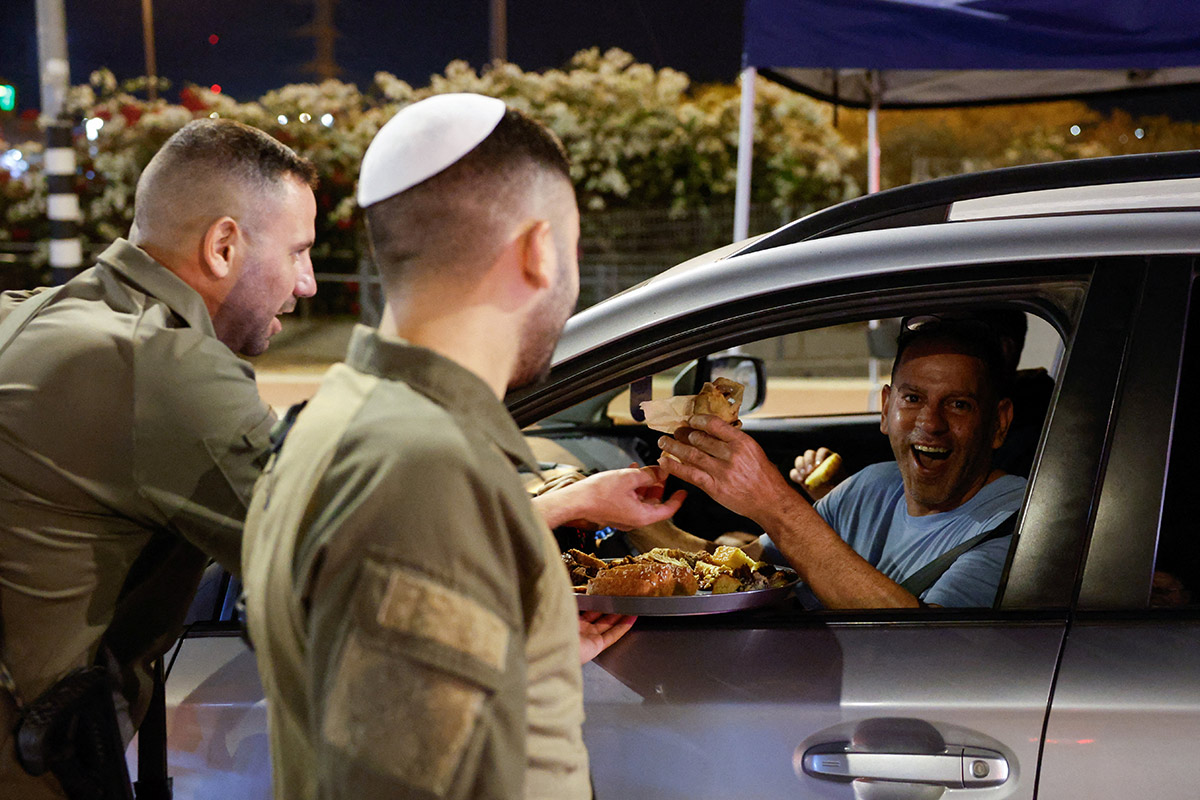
[803,451,843,491]
[710,573,744,595]
[563,546,792,597]
[639,378,744,434]
[585,562,699,597]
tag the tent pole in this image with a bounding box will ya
[867,70,880,194]
[733,66,757,242]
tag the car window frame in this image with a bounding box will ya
[1077,255,1196,611]
[513,260,1097,617]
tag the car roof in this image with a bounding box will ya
[737,149,1200,252]
[552,151,1200,366]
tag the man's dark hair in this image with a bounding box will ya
[462,106,571,184]
[892,313,1014,400]
[972,309,1027,374]
[132,119,317,238]
[364,106,572,288]
[150,118,317,188]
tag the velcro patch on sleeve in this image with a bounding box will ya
[322,630,486,795]
[377,567,509,672]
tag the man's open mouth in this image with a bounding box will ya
[912,443,951,469]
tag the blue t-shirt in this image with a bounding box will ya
[762,462,1026,607]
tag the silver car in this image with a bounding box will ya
[163,151,1200,799]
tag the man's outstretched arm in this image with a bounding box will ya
[657,415,920,609]
[531,465,686,532]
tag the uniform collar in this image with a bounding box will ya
[96,239,216,335]
[344,324,541,474]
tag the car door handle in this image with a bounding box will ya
[801,743,1009,788]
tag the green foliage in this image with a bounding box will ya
[4,51,1200,270]
[0,50,858,259]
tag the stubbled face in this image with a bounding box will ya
[881,338,1012,516]
[214,176,317,356]
[509,183,581,391]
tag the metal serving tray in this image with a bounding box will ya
[575,570,799,616]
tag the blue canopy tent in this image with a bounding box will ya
[734,0,1200,238]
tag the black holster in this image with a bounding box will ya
[13,665,134,800]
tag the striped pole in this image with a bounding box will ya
[36,0,82,284]
[45,120,82,284]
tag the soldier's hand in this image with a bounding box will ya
[533,466,686,531]
[578,611,636,663]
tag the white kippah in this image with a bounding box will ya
[357,93,507,208]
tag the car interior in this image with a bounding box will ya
[1154,276,1200,608]
[181,306,1075,634]
[525,309,1065,573]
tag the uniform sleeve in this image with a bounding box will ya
[921,534,1013,608]
[301,438,528,800]
[132,326,274,575]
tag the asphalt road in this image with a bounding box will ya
[250,317,356,411]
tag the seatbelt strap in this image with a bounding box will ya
[900,513,1018,599]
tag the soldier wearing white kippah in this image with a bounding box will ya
[241,94,683,800]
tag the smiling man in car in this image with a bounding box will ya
[658,315,1024,609]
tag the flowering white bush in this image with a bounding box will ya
[400,48,859,214]
[1,50,863,257]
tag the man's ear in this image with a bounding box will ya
[200,216,241,281]
[515,219,555,290]
[880,384,892,435]
[991,396,1014,449]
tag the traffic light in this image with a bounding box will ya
[0,84,14,112]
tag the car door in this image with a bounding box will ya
[1037,257,1200,798]
[136,568,269,800]
[518,260,1138,799]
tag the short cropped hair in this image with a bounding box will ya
[133,119,317,234]
[364,106,572,288]
[893,313,1014,400]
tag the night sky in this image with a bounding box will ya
[3,1,1198,118]
[0,0,747,111]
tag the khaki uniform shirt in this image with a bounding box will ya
[243,325,589,800]
[0,240,273,797]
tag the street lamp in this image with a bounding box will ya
[490,0,506,63]
[141,0,158,101]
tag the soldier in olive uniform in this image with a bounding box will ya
[0,119,318,798]
[242,95,684,799]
